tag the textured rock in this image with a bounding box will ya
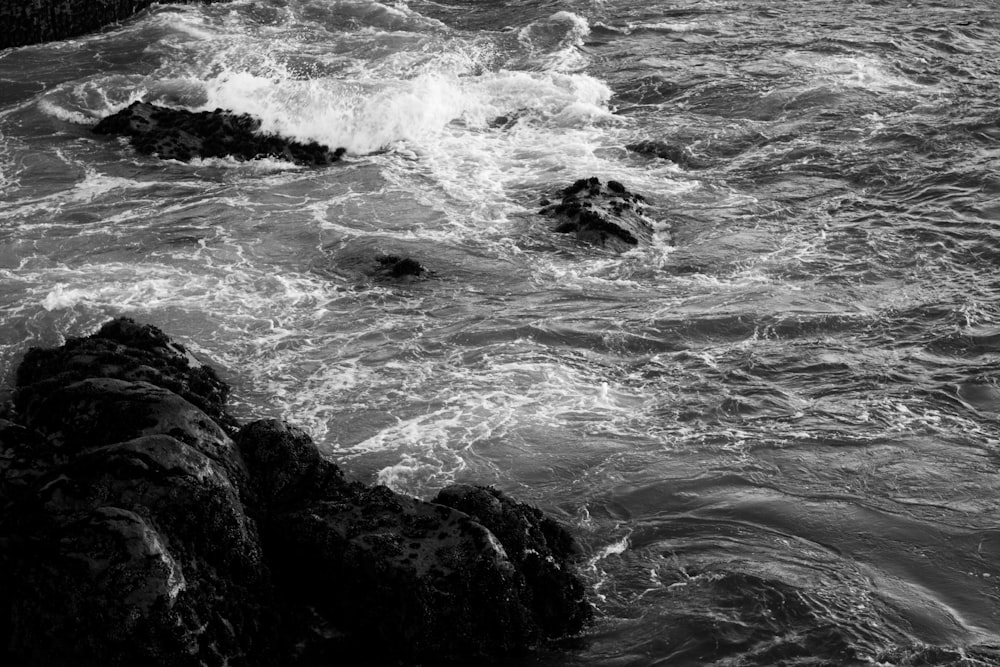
[1,319,591,666]
[540,177,655,250]
[0,418,46,505]
[235,418,592,664]
[15,317,235,432]
[22,378,230,457]
[434,484,591,638]
[2,431,271,666]
[234,419,334,508]
[264,489,532,663]
[93,101,346,165]
[0,0,228,50]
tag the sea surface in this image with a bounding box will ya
[2,0,1000,664]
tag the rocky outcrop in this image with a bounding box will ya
[93,101,346,165]
[236,420,549,664]
[14,316,236,433]
[0,318,590,666]
[0,0,228,49]
[433,484,591,639]
[539,177,655,251]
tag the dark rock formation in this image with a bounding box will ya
[539,177,654,251]
[15,316,236,433]
[234,418,592,664]
[0,318,591,666]
[626,140,705,169]
[371,254,426,280]
[433,484,592,639]
[0,0,228,50]
[93,101,346,165]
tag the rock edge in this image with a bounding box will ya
[0,317,591,666]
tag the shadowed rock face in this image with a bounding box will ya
[0,318,591,666]
[0,0,228,50]
[539,177,655,251]
[15,316,236,433]
[433,484,592,639]
[93,101,347,165]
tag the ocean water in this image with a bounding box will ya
[2,0,1000,663]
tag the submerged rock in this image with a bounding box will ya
[371,254,427,280]
[0,317,591,666]
[93,101,346,165]
[626,140,705,169]
[539,177,654,251]
[0,0,228,49]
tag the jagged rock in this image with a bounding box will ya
[0,0,228,50]
[93,101,346,165]
[1,319,592,666]
[265,488,533,664]
[16,377,249,496]
[235,419,592,664]
[434,484,592,638]
[539,177,655,251]
[234,419,339,508]
[15,317,236,433]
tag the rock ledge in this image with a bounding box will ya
[0,318,590,666]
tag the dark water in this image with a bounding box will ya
[2,0,1000,664]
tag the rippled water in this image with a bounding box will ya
[2,0,1000,663]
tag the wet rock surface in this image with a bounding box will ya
[93,101,347,165]
[0,0,228,49]
[0,317,591,666]
[540,177,656,251]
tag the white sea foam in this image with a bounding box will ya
[35,98,94,125]
[195,64,616,157]
[784,52,940,94]
[517,11,592,72]
[308,0,449,33]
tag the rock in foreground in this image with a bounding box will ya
[540,177,655,251]
[0,318,591,666]
[93,101,346,165]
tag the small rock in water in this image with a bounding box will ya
[371,254,427,279]
[626,140,705,169]
[539,176,655,251]
[92,101,346,166]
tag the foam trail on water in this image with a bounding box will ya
[517,11,593,72]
